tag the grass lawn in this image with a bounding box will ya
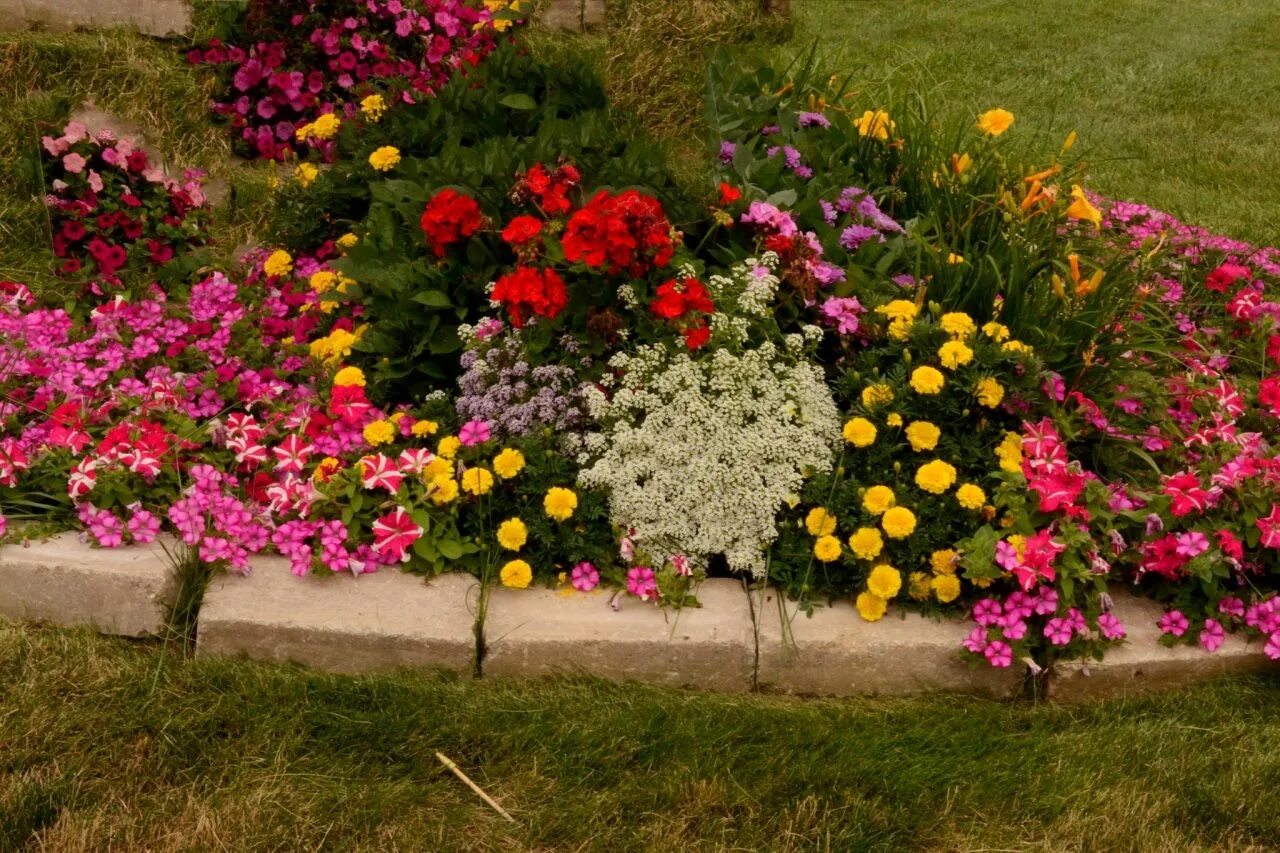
[789,0,1280,244]
[3,621,1280,850]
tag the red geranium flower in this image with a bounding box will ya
[718,182,742,206]
[491,266,568,328]
[562,189,675,278]
[420,188,484,257]
[501,214,543,246]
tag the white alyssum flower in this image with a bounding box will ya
[578,341,839,576]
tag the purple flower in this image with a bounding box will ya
[571,561,599,592]
[798,111,831,128]
[1199,618,1225,652]
[839,224,882,251]
[819,296,862,335]
[718,140,736,164]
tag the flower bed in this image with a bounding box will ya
[3,4,1280,684]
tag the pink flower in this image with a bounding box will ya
[1043,617,1073,646]
[962,627,987,654]
[1199,618,1225,652]
[0,513,6,538]
[1265,632,1280,661]
[1174,531,1209,558]
[62,152,87,174]
[127,509,160,544]
[984,641,1013,668]
[359,453,404,494]
[1097,612,1126,640]
[371,507,422,563]
[1158,610,1189,637]
[972,598,1002,627]
[1001,618,1027,641]
[1218,596,1245,618]
[1257,504,1280,549]
[626,566,657,600]
[570,561,599,591]
[458,419,491,446]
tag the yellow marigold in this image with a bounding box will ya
[496,517,527,551]
[996,431,1023,473]
[977,108,1015,137]
[412,419,439,437]
[492,448,526,479]
[956,483,986,510]
[337,232,359,249]
[983,321,1010,342]
[875,299,918,322]
[855,591,888,621]
[946,252,965,265]
[904,420,940,452]
[308,328,358,366]
[362,419,395,446]
[881,506,917,539]
[368,145,401,172]
[940,311,976,338]
[862,485,896,516]
[333,366,365,387]
[975,377,1004,408]
[915,459,957,494]
[309,112,341,140]
[931,549,958,574]
[862,383,895,409]
[813,535,842,563]
[908,571,932,601]
[1066,184,1103,226]
[461,466,494,496]
[437,436,461,459]
[843,417,877,447]
[294,162,319,187]
[544,487,578,522]
[848,527,884,560]
[1002,340,1034,355]
[500,559,533,589]
[429,474,458,505]
[867,564,902,599]
[805,507,837,537]
[310,270,337,294]
[909,366,944,395]
[932,573,961,603]
[855,109,895,141]
[422,456,452,481]
[263,249,293,278]
[938,340,974,369]
[886,413,903,428]
[360,93,386,121]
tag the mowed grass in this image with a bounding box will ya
[788,0,1280,244]
[3,620,1280,851]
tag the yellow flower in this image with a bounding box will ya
[544,487,578,522]
[843,417,877,448]
[308,327,359,366]
[389,412,406,425]
[996,431,1023,473]
[931,549,958,574]
[360,93,386,121]
[862,383,895,409]
[362,419,395,446]
[337,232,359,249]
[946,252,965,265]
[909,366,945,395]
[500,559,533,589]
[312,457,341,481]
[975,377,1004,408]
[461,466,494,496]
[939,312,976,338]
[856,591,887,621]
[814,535,842,563]
[881,506,917,539]
[904,420,940,452]
[412,419,439,437]
[294,162,319,187]
[848,527,884,560]
[875,299,918,322]
[310,271,337,294]
[867,564,902,599]
[308,112,341,140]
[422,456,452,481]
[956,483,986,510]
[263,249,293,278]
[429,474,458,505]
[977,108,1015,137]
[333,366,365,387]
[908,571,932,601]
[950,152,972,177]
[437,436,461,459]
[1066,184,1103,226]
[855,109,895,141]
[886,413,903,428]
[932,573,961,603]
[368,145,401,172]
[915,459,957,495]
[492,448,526,479]
[805,507,837,537]
[938,340,974,369]
[862,485,896,516]
[496,517,528,551]
[1002,340,1033,355]
[982,321,1010,342]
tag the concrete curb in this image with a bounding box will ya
[0,532,177,637]
[0,0,191,37]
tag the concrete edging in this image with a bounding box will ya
[0,0,191,37]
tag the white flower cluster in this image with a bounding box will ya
[706,254,780,318]
[578,340,839,576]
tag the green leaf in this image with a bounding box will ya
[499,94,538,111]
[412,290,452,308]
[438,539,463,560]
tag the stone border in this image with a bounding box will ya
[0,537,1274,698]
[0,0,192,37]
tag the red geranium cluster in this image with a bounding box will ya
[562,189,675,278]
[650,276,714,350]
[420,188,485,257]
[490,266,568,327]
[42,122,208,284]
[512,162,581,214]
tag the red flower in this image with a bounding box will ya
[718,182,742,206]
[650,277,713,320]
[516,162,579,214]
[501,215,543,246]
[372,506,424,564]
[562,189,675,278]
[1205,262,1250,293]
[683,320,711,350]
[420,189,484,257]
[491,266,568,328]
